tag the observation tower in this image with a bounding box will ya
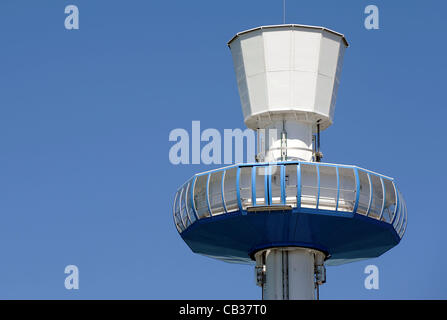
[173,25,407,300]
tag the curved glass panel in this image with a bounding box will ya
[301,164,318,209]
[318,165,337,211]
[173,190,183,232]
[185,181,196,224]
[223,167,238,212]
[357,170,370,215]
[397,195,406,236]
[194,174,210,219]
[255,166,267,205]
[285,164,298,207]
[393,190,403,229]
[399,200,407,238]
[239,166,252,209]
[368,174,383,219]
[382,179,396,223]
[271,165,282,205]
[338,167,356,212]
[209,171,225,216]
[180,186,190,228]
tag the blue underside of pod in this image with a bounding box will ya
[180,209,401,266]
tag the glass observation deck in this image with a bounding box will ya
[173,162,407,240]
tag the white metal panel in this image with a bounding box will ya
[292,71,317,111]
[329,77,340,120]
[266,71,291,109]
[315,74,335,116]
[247,73,268,115]
[329,43,345,119]
[263,249,283,299]
[287,249,316,300]
[230,39,251,119]
[293,29,321,73]
[240,31,265,77]
[263,29,292,71]
[318,31,342,77]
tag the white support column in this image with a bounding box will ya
[255,247,326,300]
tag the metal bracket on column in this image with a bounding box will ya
[280,120,287,161]
[315,265,326,285]
[255,251,266,287]
[313,251,326,300]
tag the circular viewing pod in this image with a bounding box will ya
[173,161,406,265]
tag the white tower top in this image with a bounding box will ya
[228,24,348,131]
[228,24,348,161]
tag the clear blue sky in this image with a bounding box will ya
[0,0,445,299]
